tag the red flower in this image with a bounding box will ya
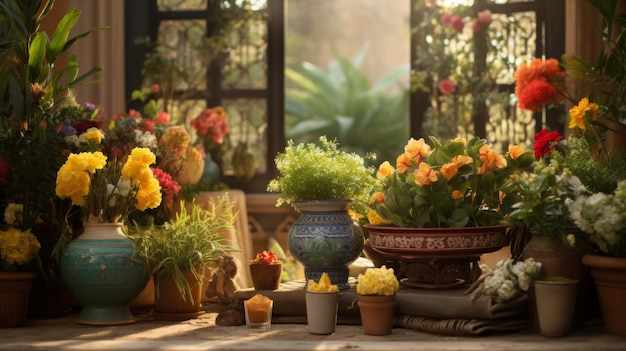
[190,107,229,145]
[438,79,455,95]
[151,167,180,197]
[73,120,103,135]
[534,129,563,159]
[251,250,281,265]
[517,79,557,112]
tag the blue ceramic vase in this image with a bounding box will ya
[59,222,149,325]
[288,201,364,290]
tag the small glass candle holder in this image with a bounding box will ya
[244,295,274,330]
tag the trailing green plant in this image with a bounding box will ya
[285,46,409,164]
[267,136,378,209]
[128,197,236,303]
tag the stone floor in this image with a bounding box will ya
[2,311,626,351]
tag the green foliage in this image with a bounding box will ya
[129,198,236,303]
[0,0,103,276]
[375,136,534,228]
[267,136,378,208]
[285,46,409,165]
[563,0,626,126]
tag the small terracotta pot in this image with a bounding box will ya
[153,266,205,320]
[357,294,396,335]
[249,263,282,290]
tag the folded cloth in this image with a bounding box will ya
[394,315,529,336]
[236,278,528,321]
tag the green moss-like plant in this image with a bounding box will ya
[267,136,377,208]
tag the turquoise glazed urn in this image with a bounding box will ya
[288,200,364,290]
[59,222,149,325]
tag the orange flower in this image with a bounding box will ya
[451,190,464,200]
[404,138,431,161]
[414,162,439,186]
[372,191,385,204]
[508,144,525,160]
[395,153,413,174]
[376,161,394,179]
[478,145,506,174]
[441,155,473,179]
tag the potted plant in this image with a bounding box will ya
[0,0,103,316]
[130,196,236,320]
[249,250,283,290]
[355,265,400,336]
[0,227,40,327]
[55,141,163,325]
[267,136,377,289]
[363,136,534,287]
[567,180,626,336]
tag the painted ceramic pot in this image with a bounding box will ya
[288,200,364,290]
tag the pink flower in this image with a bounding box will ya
[426,0,436,6]
[477,10,492,25]
[151,84,160,94]
[155,111,171,125]
[450,15,465,32]
[151,167,180,196]
[141,120,154,133]
[438,79,455,95]
[441,13,452,25]
[128,109,142,118]
[190,107,229,145]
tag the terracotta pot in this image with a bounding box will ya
[535,280,578,337]
[522,235,589,331]
[357,294,396,335]
[0,271,38,328]
[250,263,282,290]
[582,254,626,336]
[154,266,205,320]
[130,277,155,311]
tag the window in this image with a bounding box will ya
[125,0,564,192]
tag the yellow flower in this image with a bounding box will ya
[356,266,399,296]
[0,228,40,266]
[160,125,190,157]
[56,152,107,206]
[80,127,105,144]
[135,177,162,211]
[367,209,390,225]
[122,148,156,185]
[568,97,599,130]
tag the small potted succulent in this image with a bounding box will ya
[249,250,283,290]
[355,265,400,335]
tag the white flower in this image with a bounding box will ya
[4,203,23,226]
[116,178,132,197]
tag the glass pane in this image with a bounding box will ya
[220,3,268,89]
[221,98,268,178]
[285,0,411,164]
[146,20,209,94]
[157,0,207,11]
[413,2,537,151]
